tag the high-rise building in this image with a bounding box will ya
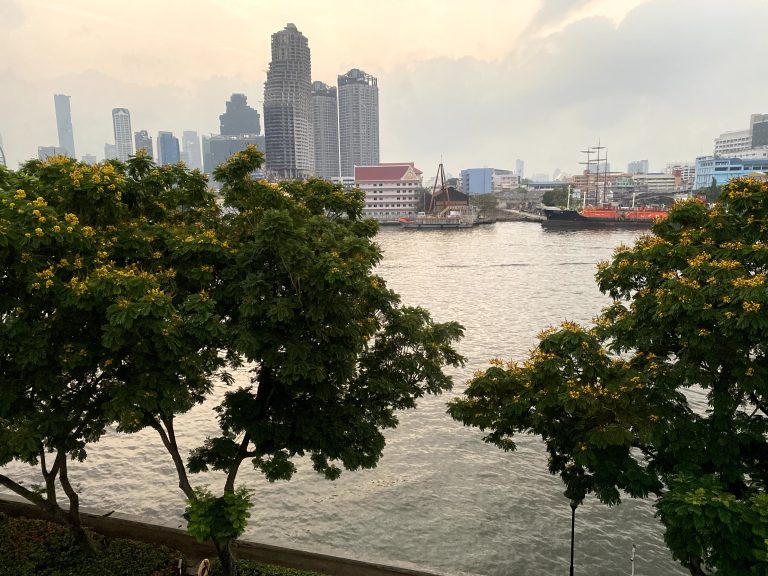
[134,130,154,159]
[627,160,649,174]
[112,108,134,162]
[104,143,117,160]
[337,69,379,179]
[203,134,266,181]
[0,133,6,167]
[751,113,768,148]
[220,94,261,136]
[157,131,180,166]
[38,146,65,161]
[54,94,76,158]
[81,154,97,165]
[181,131,203,171]
[263,23,313,180]
[311,81,340,179]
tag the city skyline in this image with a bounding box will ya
[2,0,768,177]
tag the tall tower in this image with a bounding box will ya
[112,108,134,162]
[54,94,76,158]
[263,23,313,179]
[337,69,379,179]
[157,131,180,166]
[134,130,154,159]
[220,94,261,136]
[311,81,339,180]
[182,131,202,170]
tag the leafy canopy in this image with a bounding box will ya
[449,178,768,575]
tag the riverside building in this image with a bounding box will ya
[354,163,422,223]
[338,69,379,179]
[263,23,314,180]
[311,81,340,180]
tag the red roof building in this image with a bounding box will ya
[354,163,423,223]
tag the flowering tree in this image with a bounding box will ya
[449,179,768,576]
[0,154,226,549]
[160,147,465,575]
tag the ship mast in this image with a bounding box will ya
[579,148,594,209]
[592,141,605,205]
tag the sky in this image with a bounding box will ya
[1,0,767,178]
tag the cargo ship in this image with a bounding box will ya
[541,206,668,229]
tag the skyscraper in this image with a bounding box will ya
[181,131,203,171]
[54,94,76,158]
[104,143,117,160]
[134,130,154,159]
[220,94,261,136]
[112,108,134,162]
[337,68,379,179]
[157,131,180,166]
[263,23,313,179]
[311,81,340,180]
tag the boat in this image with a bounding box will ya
[400,162,486,229]
[541,142,667,229]
[541,206,667,229]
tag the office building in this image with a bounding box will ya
[81,154,97,165]
[515,159,525,178]
[112,108,134,161]
[54,94,76,158]
[263,23,313,179]
[751,114,768,148]
[134,130,154,159]
[460,167,519,195]
[182,131,202,170]
[220,94,261,136]
[338,68,379,178]
[104,143,117,160]
[694,155,768,189]
[202,134,266,177]
[354,163,422,223]
[627,160,649,174]
[0,133,6,167]
[311,81,340,179]
[665,162,696,186]
[157,131,180,166]
[38,146,64,161]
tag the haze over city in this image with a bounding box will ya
[2,0,768,176]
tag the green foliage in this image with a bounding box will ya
[0,154,228,536]
[450,178,768,574]
[542,187,569,207]
[0,513,180,576]
[185,487,254,543]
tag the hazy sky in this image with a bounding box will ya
[1,0,767,177]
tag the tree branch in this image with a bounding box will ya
[146,413,195,499]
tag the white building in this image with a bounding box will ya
[354,163,422,223]
[632,172,678,192]
[311,81,340,179]
[714,129,752,156]
[664,162,696,186]
[111,108,134,162]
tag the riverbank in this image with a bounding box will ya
[0,495,442,576]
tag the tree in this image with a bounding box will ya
[449,178,768,575]
[157,147,465,575]
[542,186,569,207]
[0,153,227,550]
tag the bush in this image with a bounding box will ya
[0,513,181,576]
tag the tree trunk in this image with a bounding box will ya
[213,537,237,576]
[685,558,708,576]
[58,452,94,553]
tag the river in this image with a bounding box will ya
[1,222,688,576]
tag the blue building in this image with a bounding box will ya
[694,156,768,189]
[460,168,494,195]
[157,131,180,166]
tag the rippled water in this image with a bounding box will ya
[2,222,687,575]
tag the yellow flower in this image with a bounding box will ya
[82,226,94,237]
[53,225,61,233]
[15,189,26,199]
[34,228,43,236]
